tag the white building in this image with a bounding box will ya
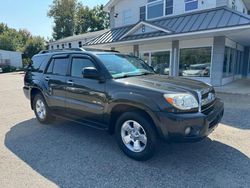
[0,50,22,68]
[83,0,250,86]
[48,29,109,50]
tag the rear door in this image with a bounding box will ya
[65,54,106,127]
[43,55,70,113]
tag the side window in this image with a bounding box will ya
[71,58,96,78]
[53,58,69,76]
[46,59,54,74]
[30,55,48,72]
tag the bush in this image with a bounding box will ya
[0,63,17,73]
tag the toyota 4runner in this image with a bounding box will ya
[23,49,224,160]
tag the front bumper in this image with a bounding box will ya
[156,98,224,141]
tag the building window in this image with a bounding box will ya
[123,9,133,25]
[223,47,235,77]
[165,0,173,15]
[57,45,59,49]
[179,47,212,77]
[151,51,170,75]
[62,44,64,49]
[185,0,198,11]
[147,0,164,19]
[140,6,146,21]
[141,51,170,75]
[51,46,54,50]
[79,41,82,48]
[68,43,72,48]
[243,8,246,14]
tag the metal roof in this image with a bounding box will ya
[85,6,250,46]
[49,29,109,45]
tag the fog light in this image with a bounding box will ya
[185,127,191,135]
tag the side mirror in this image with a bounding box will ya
[82,67,100,79]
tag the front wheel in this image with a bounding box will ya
[33,94,55,124]
[115,111,157,161]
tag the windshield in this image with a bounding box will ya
[98,54,155,78]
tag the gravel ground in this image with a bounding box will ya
[0,72,249,188]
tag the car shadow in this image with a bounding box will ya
[5,118,250,187]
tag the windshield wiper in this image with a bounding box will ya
[115,72,154,79]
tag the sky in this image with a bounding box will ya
[0,0,109,39]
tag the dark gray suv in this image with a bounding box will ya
[23,49,224,160]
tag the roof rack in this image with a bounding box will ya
[39,48,119,54]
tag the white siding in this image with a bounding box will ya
[179,38,214,49]
[110,0,247,28]
[112,0,147,28]
[115,45,133,54]
[228,0,247,14]
[216,0,228,7]
[0,50,22,68]
[173,0,217,16]
[139,41,172,52]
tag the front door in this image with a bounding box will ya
[65,55,106,128]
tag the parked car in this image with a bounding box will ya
[0,68,3,73]
[23,50,224,160]
[182,63,210,77]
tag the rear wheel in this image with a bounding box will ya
[115,111,157,161]
[33,94,54,124]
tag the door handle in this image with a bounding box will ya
[67,80,74,85]
[45,76,50,81]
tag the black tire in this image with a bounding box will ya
[115,111,157,161]
[33,93,55,124]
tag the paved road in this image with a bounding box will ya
[0,72,249,188]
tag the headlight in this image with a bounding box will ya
[164,93,198,110]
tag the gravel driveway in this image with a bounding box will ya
[0,72,249,188]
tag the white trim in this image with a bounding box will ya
[92,24,250,47]
[120,21,172,39]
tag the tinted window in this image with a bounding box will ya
[71,58,95,78]
[30,55,48,72]
[53,58,69,76]
[46,59,54,74]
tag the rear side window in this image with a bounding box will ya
[71,58,95,78]
[46,58,69,76]
[30,55,49,72]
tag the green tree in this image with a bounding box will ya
[0,33,16,51]
[75,4,110,33]
[23,36,46,59]
[90,5,110,31]
[48,0,77,40]
[75,3,92,34]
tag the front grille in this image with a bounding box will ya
[200,88,216,115]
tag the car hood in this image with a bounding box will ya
[115,74,211,94]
